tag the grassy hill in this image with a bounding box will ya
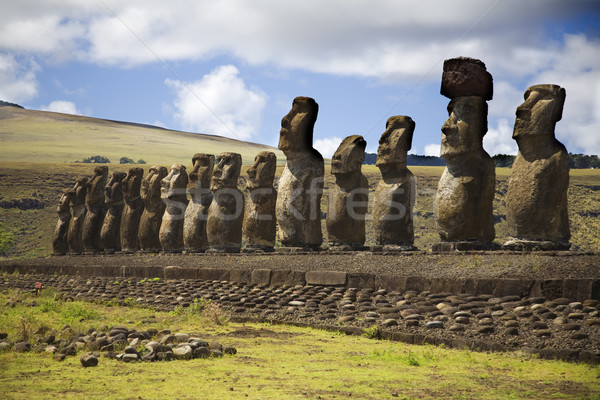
[0,106,284,165]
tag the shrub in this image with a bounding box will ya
[137,159,147,164]
[120,157,135,164]
[80,155,110,163]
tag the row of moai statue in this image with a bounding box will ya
[53,57,570,254]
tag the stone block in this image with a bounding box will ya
[250,269,272,286]
[348,273,376,289]
[229,269,251,284]
[270,270,306,287]
[305,270,347,286]
[197,268,229,282]
[441,57,493,100]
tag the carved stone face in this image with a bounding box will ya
[189,153,215,189]
[104,172,126,203]
[211,152,242,191]
[142,165,168,201]
[440,96,487,158]
[513,84,565,140]
[122,167,143,201]
[376,116,414,167]
[57,190,73,213]
[72,177,88,206]
[332,135,366,174]
[161,164,188,200]
[278,97,318,155]
[247,151,276,189]
[86,166,108,202]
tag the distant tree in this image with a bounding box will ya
[137,159,147,164]
[81,155,110,163]
[120,157,135,164]
[363,152,445,166]
[569,153,600,169]
[492,154,515,168]
[0,100,24,109]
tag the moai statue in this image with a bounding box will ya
[159,164,189,252]
[183,153,214,253]
[52,190,73,255]
[243,151,277,252]
[138,166,168,252]
[372,117,417,251]
[433,57,496,251]
[100,171,126,253]
[120,167,144,253]
[207,152,244,253]
[82,166,108,253]
[67,177,87,254]
[276,96,324,250]
[504,84,570,250]
[326,135,368,251]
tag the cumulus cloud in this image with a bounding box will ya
[424,143,441,157]
[40,100,80,115]
[314,136,343,159]
[165,65,267,140]
[484,118,518,156]
[0,53,39,103]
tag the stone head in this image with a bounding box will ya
[332,135,366,174]
[189,153,215,189]
[161,164,188,200]
[72,177,88,205]
[247,151,277,189]
[86,166,108,202]
[122,167,143,201]
[57,190,73,214]
[211,152,242,191]
[441,96,487,158]
[104,171,126,202]
[141,165,168,200]
[513,84,566,140]
[278,96,319,155]
[376,116,414,167]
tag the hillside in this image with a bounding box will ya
[0,105,284,165]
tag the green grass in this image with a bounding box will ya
[1,288,599,399]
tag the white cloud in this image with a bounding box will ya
[165,65,267,140]
[484,118,517,156]
[0,54,39,103]
[424,143,441,157]
[40,100,80,115]
[314,136,343,159]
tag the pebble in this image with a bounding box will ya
[80,354,98,367]
[426,321,444,329]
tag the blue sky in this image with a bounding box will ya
[1,0,599,158]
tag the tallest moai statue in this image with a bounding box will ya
[503,84,570,251]
[433,57,497,251]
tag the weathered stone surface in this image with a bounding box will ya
[120,167,144,253]
[244,151,277,251]
[276,97,324,249]
[138,166,168,252]
[305,270,347,286]
[80,354,98,367]
[52,190,73,255]
[207,153,244,252]
[159,164,188,252]
[66,177,88,254]
[100,171,126,253]
[183,154,214,253]
[372,116,416,249]
[82,166,108,252]
[326,135,368,249]
[504,84,570,250]
[434,96,495,247]
[441,57,493,100]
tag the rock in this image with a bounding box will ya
[381,319,398,327]
[45,345,58,353]
[570,333,589,340]
[505,327,519,335]
[14,342,31,352]
[206,153,244,253]
[568,302,583,310]
[504,84,570,251]
[567,313,584,320]
[535,330,552,337]
[100,171,126,253]
[223,346,237,355]
[433,95,495,249]
[139,165,168,252]
[532,322,548,330]
[562,323,580,331]
[288,301,305,307]
[193,347,210,359]
[243,151,277,251]
[372,117,416,249]
[426,321,444,329]
[82,166,108,252]
[173,345,193,360]
[0,342,13,352]
[338,316,355,323]
[327,135,368,249]
[448,324,465,332]
[159,164,189,252]
[122,353,139,362]
[80,354,98,367]
[441,57,493,100]
[0,333,7,340]
[276,97,324,248]
[120,167,145,253]
[476,326,494,334]
[173,333,190,343]
[156,351,174,361]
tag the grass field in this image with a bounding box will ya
[0,106,284,166]
[1,162,600,257]
[1,287,599,400]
